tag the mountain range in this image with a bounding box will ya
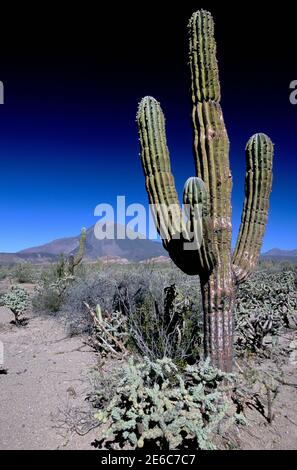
[0,224,167,264]
[261,248,297,260]
[0,224,296,264]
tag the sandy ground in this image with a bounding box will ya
[226,330,297,450]
[0,300,98,449]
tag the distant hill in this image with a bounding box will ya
[0,252,58,264]
[261,248,297,260]
[0,223,167,264]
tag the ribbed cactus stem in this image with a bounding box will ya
[136,10,274,372]
[137,97,184,245]
[188,10,220,103]
[233,134,274,283]
[189,11,234,370]
[75,227,87,264]
[183,177,215,272]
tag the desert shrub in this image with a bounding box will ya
[2,285,30,325]
[112,267,201,362]
[93,357,238,450]
[12,263,36,283]
[32,284,63,314]
[32,250,91,315]
[128,283,201,363]
[258,259,297,272]
[235,270,297,353]
[62,270,119,334]
[62,266,202,359]
[0,266,9,281]
[32,263,72,314]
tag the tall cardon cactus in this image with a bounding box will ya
[136,10,274,372]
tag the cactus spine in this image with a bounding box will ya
[136,10,274,372]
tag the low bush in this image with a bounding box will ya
[12,263,36,283]
[32,264,71,314]
[128,283,201,363]
[0,268,8,281]
[62,266,202,361]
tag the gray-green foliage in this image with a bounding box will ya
[32,229,86,316]
[94,357,234,450]
[32,264,67,314]
[63,265,201,349]
[2,285,30,325]
[235,270,297,353]
[32,260,86,315]
[12,263,36,283]
[63,266,201,359]
[128,283,201,362]
[90,305,129,358]
[0,266,9,281]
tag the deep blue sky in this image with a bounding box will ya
[0,2,296,252]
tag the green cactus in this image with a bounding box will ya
[68,227,87,275]
[136,10,274,372]
[56,227,86,277]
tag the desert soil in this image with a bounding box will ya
[0,283,98,450]
[224,329,297,450]
[0,281,296,450]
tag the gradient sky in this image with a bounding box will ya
[0,2,296,252]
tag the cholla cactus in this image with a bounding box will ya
[235,270,297,353]
[2,285,30,326]
[136,10,274,371]
[83,302,129,358]
[94,357,234,450]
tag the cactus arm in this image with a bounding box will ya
[137,96,184,246]
[183,177,216,273]
[189,10,220,102]
[57,253,66,278]
[233,134,274,284]
[73,227,87,266]
[137,97,215,275]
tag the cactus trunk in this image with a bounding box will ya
[136,10,274,371]
[201,267,235,372]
